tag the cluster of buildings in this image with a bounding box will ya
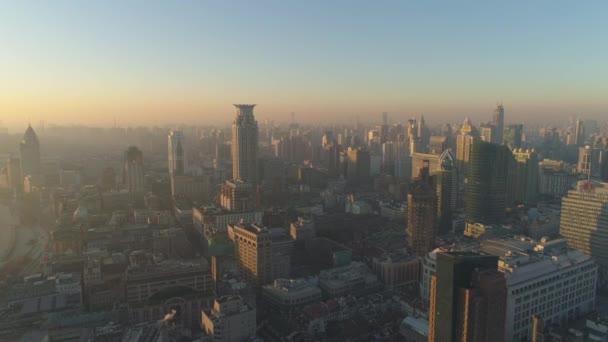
[3,104,608,342]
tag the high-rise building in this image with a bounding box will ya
[574,118,585,146]
[407,164,437,257]
[232,104,258,183]
[168,130,186,175]
[219,179,255,212]
[503,124,523,149]
[456,117,479,185]
[231,222,273,286]
[429,252,505,342]
[123,146,144,193]
[493,104,505,144]
[346,147,370,180]
[507,148,539,205]
[578,145,608,180]
[466,140,510,224]
[560,180,608,280]
[6,156,21,193]
[480,237,596,341]
[202,296,256,342]
[19,124,42,187]
[479,124,495,143]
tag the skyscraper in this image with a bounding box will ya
[346,147,371,180]
[19,124,42,186]
[168,130,186,175]
[574,118,585,146]
[407,163,437,257]
[560,180,608,280]
[466,140,510,224]
[232,104,259,183]
[503,124,523,149]
[231,222,273,286]
[493,104,505,144]
[429,252,505,342]
[507,148,539,205]
[455,117,479,184]
[123,146,144,193]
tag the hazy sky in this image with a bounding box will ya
[1,1,607,129]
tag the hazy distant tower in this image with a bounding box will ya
[493,104,505,144]
[232,104,259,183]
[574,118,585,146]
[19,124,42,186]
[168,130,186,175]
[123,146,144,193]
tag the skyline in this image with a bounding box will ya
[1,1,607,127]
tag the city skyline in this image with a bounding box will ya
[1,1,607,127]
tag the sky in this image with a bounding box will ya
[0,1,607,129]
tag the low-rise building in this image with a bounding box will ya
[262,277,322,310]
[318,262,381,298]
[202,296,256,342]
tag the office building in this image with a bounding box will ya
[232,104,258,183]
[6,156,21,192]
[232,222,273,286]
[578,145,608,180]
[503,124,523,149]
[346,147,370,180]
[407,164,436,257]
[429,252,505,342]
[480,124,495,143]
[561,180,608,279]
[466,140,510,224]
[456,117,479,184]
[202,296,256,342]
[493,104,505,144]
[508,148,539,205]
[219,179,255,212]
[480,237,596,341]
[19,124,42,187]
[539,161,577,198]
[168,130,186,175]
[123,146,144,193]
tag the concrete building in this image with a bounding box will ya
[407,164,437,257]
[219,179,255,212]
[560,180,608,281]
[504,124,523,149]
[456,117,479,184]
[539,165,577,198]
[123,146,144,193]
[346,147,371,180]
[202,296,256,342]
[318,262,381,298]
[371,253,420,290]
[509,148,539,204]
[232,222,274,286]
[262,277,322,310]
[289,217,315,242]
[480,237,597,341]
[125,257,213,329]
[232,104,258,183]
[429,252,505,342]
